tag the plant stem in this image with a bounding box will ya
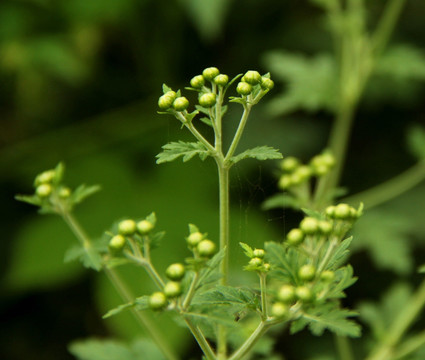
[393,329,425,360]
[225,104,252,162]
[228,321,270,360]
[184,317,216,360]
[342,161,425,210]
[182,272,200,310]
[335,334,355,360]
[260,273,268,319]
[366,278,425,360]
[59,210,177,360]
[124,252,165,289]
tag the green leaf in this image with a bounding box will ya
[102,296,149,319]
[302,304,361,337]
[264,242,297,283]
[301,208,325,220]
[239,242,254,258]
[326,237,352,270]
[64,242,103,271]
[407,125,425,160]
[156,141,210,164]
[231,146,283,164]
[325,265,357,299]
[162,84,172,94]
[188,223,200,234]
[71,184,102,207]
[196,248,225,290]
[262,193,301,210]
[263,51,338,115]
[15,194,43,207]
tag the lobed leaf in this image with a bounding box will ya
[156,141,210,164]
[230,146,283,164]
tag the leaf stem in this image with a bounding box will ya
[124,251,165,289]
[225,104,252,163]
[183,317,216,360]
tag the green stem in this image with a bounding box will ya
[228,321,270,360]
[182,272,200,310]
[366,278,425,360]
[343,161,425,210]
[59,210,177,360]
[260,273,268,319]
[393,329,425,360]
[335,334,355,360]
[124,251,165,289]
[225,104,252,162]
[183,317,216,360]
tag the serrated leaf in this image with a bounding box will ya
[150,231,165,250]
[231,146,283,164]
[239,242,254,258]
[262,193,301,210]
[71,184,101,207]
[264,242,297,283]
[196,248,225,290]
[103,302,135,319]
[103,296,149,319]
[325,237,352,270]
[407,125,425,160]
[63,242,103,271]
[156,141,210,164]
[301,208,325,220]
[325,265,357,299]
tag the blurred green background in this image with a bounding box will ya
[1,0,425,359]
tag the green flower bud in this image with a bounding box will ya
[294,165,312,181]
[199,93,216,108]
[286,228,305,245]
[58,187,71,198]
[36,184,52,198]
[118,219,137,236]
[253,248,265,259]
[271,302,288,318]
[197,239,216,257]
[236,82,253,96]
[334,203,351,219]
[320,270,335,282]
[109,234,126,250]
[249,257,263,267]
[213,74,229,86]
[173,97,189,111]
[158,94,175,110]
[243,70,261,85]
[280,157,299,172]
[263,263,271,272]
[277,285,296,303]
[165,263,186,281]
[163,281,182,298]
[149,292,167,310]
[325,205,336,218]
[137,220,154,234]
[318,220,333,235]
[298,264,316,281]
[295,286,313,302]
[187,231,203,247]
[299,217,319,235]
[261,77,274,90]
[278,175,292,190]
[190,75,205,89]
[321,153,335,168]
[35,170,56,185]
[202,67,220,81]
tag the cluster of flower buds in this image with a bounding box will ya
[278,152,335,190]
[186,224,217,259]
[108,215,156,251]
[31,165,71,201]
[236,70,274,97]
[241,245,271,273]
[285,216,333,246]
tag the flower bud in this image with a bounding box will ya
[271,302,288,318]
[278,175,292,190]
[202,67,220,81]
[109,235,126,250]
[286,228,305,245]
[334,203,351,219]
[280,157,299,172]
[299,217,319,235]
[199,93,216,108]
[158,94,175,110]
[298,264,316,281]
[318,220,333,235]
[295,286,313,302]
[243,70,261,85]
[249,257,263,267]
[187,231,203,247]
[261,77,274,90]
[163,281,182,298]
[35,170,56,186]
[149,292,167,310]
[253,248,265,259]
[165,263,186,281]
[320,270,335,282]
[58,187,71,198]
[325,205,336,218]
[36,184,52,198]
[236,82,252,96]
[213,74,229,86]
[172,97,189,111]
[277,285,296,303]
[118,219,136,236]
[137,220,154,234]
[197,239,216,257]
[190,75,205,89]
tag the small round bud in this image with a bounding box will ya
[263,263,271,272]
[197,239,216,257]
[294,165,312,180]
[261,77,274,90]
[213,74,229,86]
[202,67,220,81]
[165,263,186,281]
[295,286,313,302]
[187,232,203,247]
[299,217,319,235]
[320,270,335,282]
[249,257,263,267]
[36,184,52,198]
[286,228,305,245]
[313,164,329,176]
[325,206,336,218]
[277,285,296,303]
[271,302,288,318]
[172,97,189,111]
[163,281,182,298]
[280,157,299,172]
[118,219,137,236]
[190,75,205,89]
[321,153,335,168]
[158,94,175,110]
[109,235,126,250]
[35,170,56,185]
[253,249,265,259]
[58,187,71,198]
[278,175,292,190]
[199,93,216,108]
[137,220,154,234]
[334,203,351,219]
[298,265,316,281]
[149,292,167,310]
[243,70,262,85]
[318,220,333,235]
[236,82,252,96]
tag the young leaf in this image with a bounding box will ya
[325,265,357,299]
[103,301,135,319]
[240,242,254,258]
[64,243,103,271]
[261,193,301,210]
[264,242,297,283]
[70,184,101,207]
[15,194,43,207]
[325,237,352,270]
[195,248,225,290]
[156,141,210,164]
[230,146,283,164]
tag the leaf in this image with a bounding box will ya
[71,184,102,207]
[64,242,103,271]
[301,208,325,220]
[264,242,297,283]
[239,242,254,258]
[15,194,43,207]
[261,193,301,210]
[325,265,357,299]
[162,84,172,94]
[263,51,338,115]
[195,248,225,290]
[231,146,283,164]
[325,237,352,270]
[406,125,425,160]
[156,141,210,164]
[302,304,361,337]
[102,296,150,319]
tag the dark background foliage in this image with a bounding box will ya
[1,0,425,359]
